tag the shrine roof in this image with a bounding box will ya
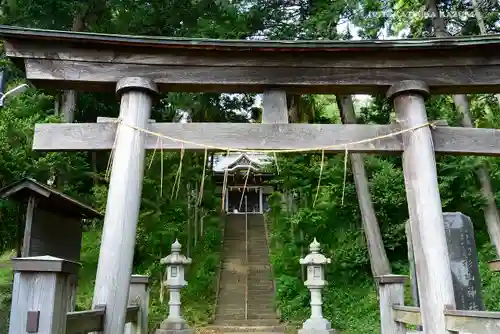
[1,25,500,52]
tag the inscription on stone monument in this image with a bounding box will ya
[407,212,484,311]
[443,212,484,311]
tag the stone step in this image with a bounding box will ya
[212,319,281,327]
[202,325,284,333]
[216,215,277,326]
[247,298,275,303]
[246,313,278,319]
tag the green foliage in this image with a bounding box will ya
[263,93,500,333]
[1,1,500,333]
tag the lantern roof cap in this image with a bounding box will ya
[300,238,331,265]
[160,239,192,265]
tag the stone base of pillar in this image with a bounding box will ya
[298,318,335,334]
[155,318,193,334]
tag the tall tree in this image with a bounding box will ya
[337,95,391,277]
[428,0,500,256]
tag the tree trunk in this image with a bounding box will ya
[429,2,500,256]
[471,0,487,33]
[337,94,392,277]
[58,11,85,122]
[470,0,500,107]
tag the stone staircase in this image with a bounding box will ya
[207,214,283,333]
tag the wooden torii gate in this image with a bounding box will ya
[3,25,500,334]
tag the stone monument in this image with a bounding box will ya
[443,212,484,310]
[156,240,193,334]
[407,212,484,311]
[298,238,335,334]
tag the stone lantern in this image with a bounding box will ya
[156,239,193,334]
[298,238,335,334]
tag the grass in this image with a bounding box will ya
[1,227,500,333]
[73,227,222,331]
[0,249,14,334]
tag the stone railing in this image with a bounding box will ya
[377,274,500,334]
[8,256,149,334]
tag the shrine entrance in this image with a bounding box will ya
[226,186,262,214]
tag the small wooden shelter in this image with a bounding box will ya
[0,178,102,311]
[0,177,102,261]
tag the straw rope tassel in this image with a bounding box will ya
[197,149,208,206]
[105,118,123,181]
[313,149,325,208]
[341,146,349,206]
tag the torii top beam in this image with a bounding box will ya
[2,25,500,94]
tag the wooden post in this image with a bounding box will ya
[262,90,288,124]
[405,220,421,307]
[388,80,456,333]
[21,196,36,256]
[125,275,150,334]
[9,256,80,334]
[92,77,158,334]
[376,275,408,334]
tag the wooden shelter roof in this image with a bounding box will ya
[0,177,102,219]
[2,25,500,94]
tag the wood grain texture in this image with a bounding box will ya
[21,196,36,256]
[116,77,158,95]
[23,58,500,94]
[9,270,70,334]
[392,306,423,326]
[378,276,407,333]
[30,208,82,262]
[338,94,391,277]
[125,275,150,334]
[262,91,288,124]
[91,80,155,334]
[392,81,456,334]
[405,219,421,320]
[2,25,500,50]
[32,121,500,156]
[7,40,500,68]
[125,305,139,324]
[0,177,102,219]
[66,308,105,333]
[445,309,500,333]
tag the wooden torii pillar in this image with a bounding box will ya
[388,80,456,333]
[91,77,158,333]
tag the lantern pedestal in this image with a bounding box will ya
[298,238,336,334]
[299,319,335,334]
[155,240,193,334]
[156,322,193,334]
